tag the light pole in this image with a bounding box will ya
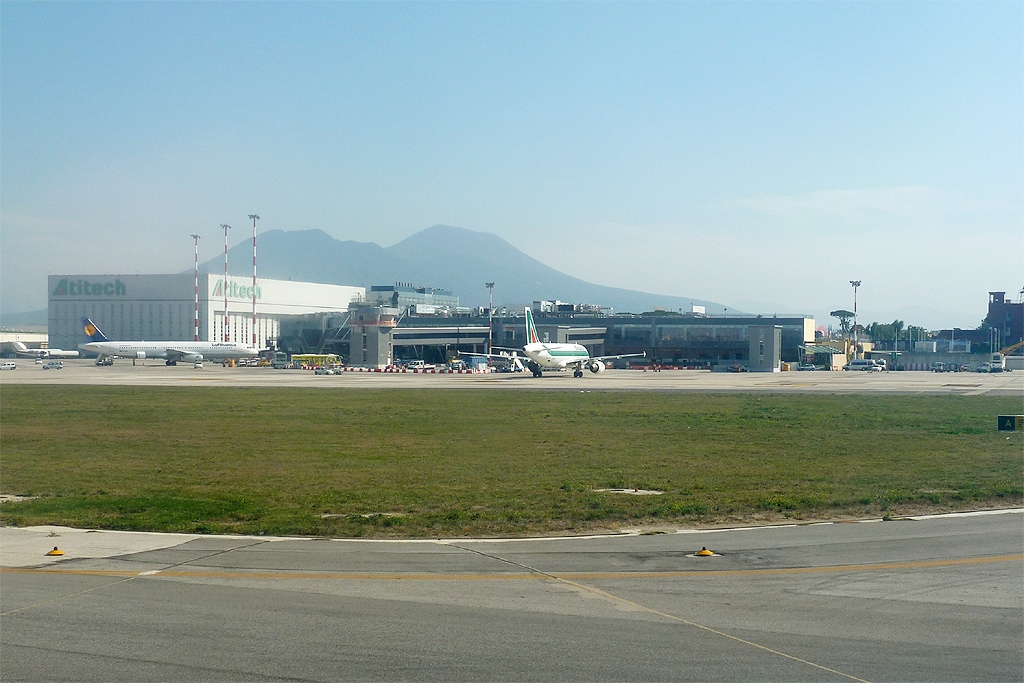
[191,234,201,341]
[850,280,861,359]
[249,214,260,349]
[221,224,231,342]
[485,282,495,353]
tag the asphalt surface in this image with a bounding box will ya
[2,511,1022,682]
[2,359,1021,395]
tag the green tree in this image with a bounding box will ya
[830,309,854,335]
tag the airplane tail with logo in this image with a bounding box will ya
[524,308,540,344]
[82,318,108,343]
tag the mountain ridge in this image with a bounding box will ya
[199,224,736,314]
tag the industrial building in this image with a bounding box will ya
[43,271,815,369]
[985,291,1024,351]
[274,306,812,369]
[366,283,459,313]
[492,311,813,366]
[47,274,364,352]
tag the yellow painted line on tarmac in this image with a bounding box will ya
[551,575,875,683]
[0,575,139,616]
[3,553,1019,582]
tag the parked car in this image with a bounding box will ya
[797,364,816,371]
[1,361,16,370]
[42,361,64,370]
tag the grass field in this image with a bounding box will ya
[1,386,1020,537]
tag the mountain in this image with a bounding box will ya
[200,224,735,314]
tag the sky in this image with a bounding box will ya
[2,1,1021,330]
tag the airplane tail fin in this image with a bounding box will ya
[524,308,540,344]
[82,318,108,343]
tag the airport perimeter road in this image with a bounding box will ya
[2,360,1022,394]
[2,511,1021,682]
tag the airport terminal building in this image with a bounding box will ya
[48,274,364,352]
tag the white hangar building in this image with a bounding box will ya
[48,274,364,352]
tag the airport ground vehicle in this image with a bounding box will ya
[405,360,435,371]
[314,366,339,375]
[844,359,884,371]
[95,357,114,366]
[42,361,64,370]
[1,361,16,370]
[797,364,816,371]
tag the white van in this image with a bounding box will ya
[0,361,16,370]
[844,359,883,372]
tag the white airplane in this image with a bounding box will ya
[80,318,259,366]
[11,341,80,358]
[464,308,644,377]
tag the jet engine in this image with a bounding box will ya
[588,360,606,373]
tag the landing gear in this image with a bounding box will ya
[573,368,584,378]
[527,361,543,378]
[165,360,177,366]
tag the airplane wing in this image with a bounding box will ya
[591,351,646,363]
[457,350,529,360]
[163,348,192,361]
[456,350,527,370]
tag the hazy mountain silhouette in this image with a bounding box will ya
[199,224,734,314]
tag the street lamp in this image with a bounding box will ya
[249,214,260,349]
[485,282,495,353]
[191,234,201,341]
[221,224,231,341]
[850,280,861,359]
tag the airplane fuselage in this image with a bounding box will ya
[81,340,258,361]
[522,342,590,369]
[12,342,80,358]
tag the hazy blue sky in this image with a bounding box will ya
[2,1,1021,328]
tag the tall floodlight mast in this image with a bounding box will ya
[850,280,861,359]
[249,214,260,349]
[485,282,495,353]
[191,234,201,341]
[221,224,231,342]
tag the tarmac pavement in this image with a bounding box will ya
[2,510,1021,681]
[2,359,1022,395]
